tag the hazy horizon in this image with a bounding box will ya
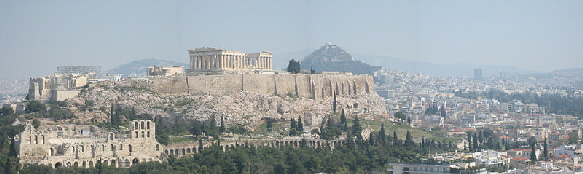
[1,1,582,80]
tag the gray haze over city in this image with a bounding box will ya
[1,0,582,80]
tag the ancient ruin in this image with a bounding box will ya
[188,47,272,72]
[16,120,163,168]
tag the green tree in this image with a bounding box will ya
[289,118,297,136]
[568,131,579,144]
[333,93,337,114]
[394,112,406,123]
[467,132,473,152]
[25,100,46,113]
[287,59,301,74]
[543,138,548,161]
[530,141,537,164]
[0,107,14,116]
[393,131,399,146]
[190,121,203,136]
[297,116,304,132]
[352,115,362,142]
[404,130,415,147]
[220,116,225,134]
[32,119,40,129]
[340,109,347,131]
[472,133,478,152]
[266,119,273,132]
[379,122,386,145]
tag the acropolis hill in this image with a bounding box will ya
[16,46,387,169]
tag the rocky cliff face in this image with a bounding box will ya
[300,43,381,75]
[66,78,387,130]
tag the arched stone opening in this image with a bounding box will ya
[134,122,139,130]
[129,144,132,152]
[55,162,62,168]
[147,121,150,129]
[164,150,168,155]
[141,121,145,129]
[82,161,86,168]
[124,159,131,168]
[73,162,78,168]
[89,161,94,168]
[132,158,139,165]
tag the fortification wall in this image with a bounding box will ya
[140,74,374,98]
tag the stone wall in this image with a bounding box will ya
[125,74,374,99]
[16,120,165,168]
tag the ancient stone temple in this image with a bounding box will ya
[188,47,272,72]
[15,120,164,168]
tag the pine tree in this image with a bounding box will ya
[266,119,273,132]
[352,115,362,141]
[290,118,297,136]
[198,139,203,151]
[340,109,347,131]
[472,133,478,152]
[393,131,399,146]
[404,130,415,147]
[379,122,386,145]
[543,138,548,161]
[369,132,375,146]
[467,133,473,152]
[530,141,537,163]
[219,116,225,133]
[333,92,337,114]
[297,116,304,132]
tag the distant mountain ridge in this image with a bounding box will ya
[299,43,381,74]
[352,53,542,77]
[106,59,187,77]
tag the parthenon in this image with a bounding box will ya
[188,47,272,71]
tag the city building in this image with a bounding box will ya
[56,66,101,78]
[188,47,272,72]
[147,66,184,77]
[474,68,483,80]
[387,163,457,174]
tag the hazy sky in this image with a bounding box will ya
[1,0,582,80]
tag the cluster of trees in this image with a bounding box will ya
[155,115,246,145]
[315,109,351,140]
[456,89,583,118]
[424,105,446,117]
[288,117,303,136]
[24,100,74,121]
[466,129,503,152]
[286,59,301,74]
[0,107,25,173]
